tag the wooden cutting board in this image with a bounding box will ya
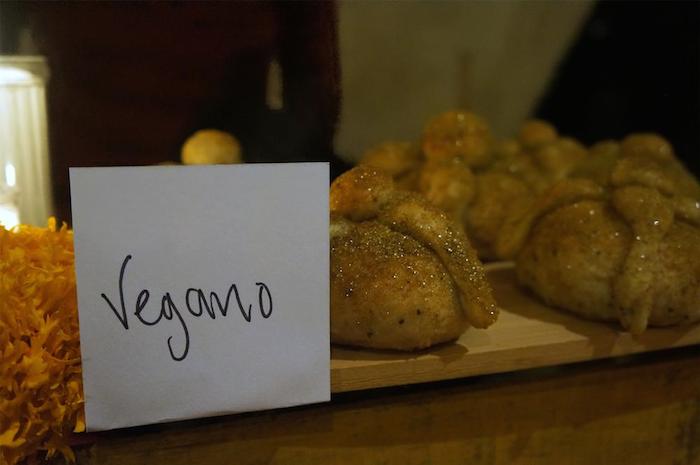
[331,263,700,393]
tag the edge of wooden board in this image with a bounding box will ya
[330,264,700,393]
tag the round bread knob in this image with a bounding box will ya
[181,129,242,165]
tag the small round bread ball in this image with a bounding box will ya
[181,129,242,165]
[422,110,492,167]
[360,142,419,177]
[620,133,674,162]
[418,160,476,219]
[359,141,422,190]
[519,120,558,149]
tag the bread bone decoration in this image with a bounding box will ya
[359,110,588,260]
[498,134,700,334]
[330,166,498,350]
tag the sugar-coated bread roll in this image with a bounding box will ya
[330,167,498,350]
[511,139,700,334]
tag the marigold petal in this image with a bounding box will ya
[0,220,84,464]
[0,422,23,447]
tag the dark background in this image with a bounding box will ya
[537,0,700,176]
[1,0,698,222]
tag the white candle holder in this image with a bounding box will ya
[0,184,19,229]
[0,56,53,226]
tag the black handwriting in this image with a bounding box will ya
[101,254,274,362]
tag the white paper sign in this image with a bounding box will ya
[70,164,329,431]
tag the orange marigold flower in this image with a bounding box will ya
[0,219,84,465]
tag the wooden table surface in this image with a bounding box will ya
[332,264,700,393]
[74,265,700,465]
[76,347,700,465]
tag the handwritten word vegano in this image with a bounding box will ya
[100,255,273,361]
